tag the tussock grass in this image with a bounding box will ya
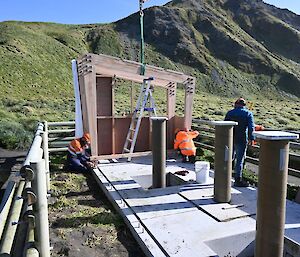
[0,21,299,150]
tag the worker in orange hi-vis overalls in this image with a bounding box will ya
[174,128,199,163]
[67,133,95,172]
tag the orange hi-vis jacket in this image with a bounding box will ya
[68,138,84,157]
[174,130,199,156]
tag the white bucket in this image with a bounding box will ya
[195,161,210,184]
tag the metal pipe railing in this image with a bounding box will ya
[0,181,25,255]
[192,119,300,179]
[47,121,75,153]
[31,161,50,257]
[42,122,50,192]
[48,136,75,142]
[48,128,75,134]
[48,147,68,153]
[23,183,39,257]
[0,181,16,240]
[47,121,75,126]
[0,121,51,257]
[23,123,44,167]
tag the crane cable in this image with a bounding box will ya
[139,0,146,75]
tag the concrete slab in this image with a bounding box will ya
[253,131,299,140]
[95,155,300,257]
[179,186,256,221]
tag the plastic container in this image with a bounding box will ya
[195,161,210,184]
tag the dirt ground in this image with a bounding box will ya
[49,154,146,257]
[1,149,145,257]
[0,147,26,188]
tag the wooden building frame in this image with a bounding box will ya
[76,53,196,158]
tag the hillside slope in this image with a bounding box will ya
[111,0,300,96]
[0,0,299,148]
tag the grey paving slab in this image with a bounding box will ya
[96,155,300,257]
[92,168,167,257]
[285,200,300,242]
[179,186,256,221]
[140,207,256,257]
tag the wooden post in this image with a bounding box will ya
[184,78,195,129]
[167,82,176,148]
[112,76,116,154]
[78,55,98,156]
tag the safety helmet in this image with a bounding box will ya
[82,133,91,143]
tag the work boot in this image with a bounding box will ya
[234,177,249,187]
[182,156,189,163]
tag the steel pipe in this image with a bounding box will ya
[31,160,50,257]
[25,204,39,257]
[0,181,16,240]
[47,121,75,126]
[151,117,167,189]
[42,122,50,192]
[48,129,75,134]
[0,181,25,255]
[48,147,68,153]
[48,141,70,147]
[26,247,39,257]
[255,131,298,257]
[23,123,43,167]
[48,136,75,142]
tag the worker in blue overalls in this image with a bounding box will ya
[225,98,255,187]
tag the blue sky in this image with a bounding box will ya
[0,0,299,24]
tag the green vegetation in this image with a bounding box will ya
[49,154,124,229]
[0,0,300,149]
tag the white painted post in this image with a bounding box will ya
[72,59,83,138]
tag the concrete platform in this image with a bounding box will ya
[93,155,300,257]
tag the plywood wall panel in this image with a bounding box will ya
[113,118,150,154]
[97,118,113,155]
[96,77,112,116]
[114,118,131,154]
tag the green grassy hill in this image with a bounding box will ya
[0,22,90,148]
[0,0,299,149]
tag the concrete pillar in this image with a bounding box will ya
[214,121,237,203]
[254,131,298,257]
[151,117,168,189]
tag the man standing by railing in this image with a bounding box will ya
[225,98,255,187]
